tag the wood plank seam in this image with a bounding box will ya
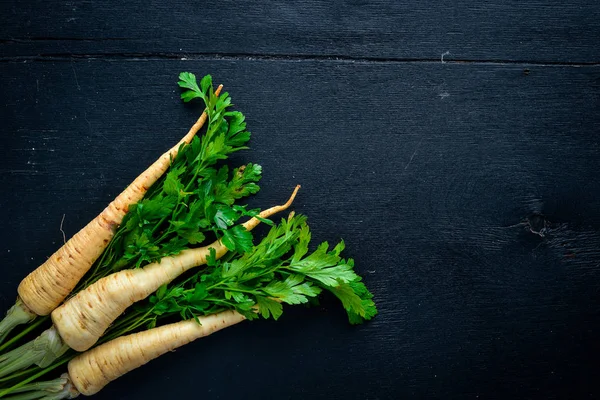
[1,53,599,66]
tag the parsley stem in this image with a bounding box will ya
[0,366,37,383]
[213,286,261,296]
[0,317,48,354]
[0,357,70,398]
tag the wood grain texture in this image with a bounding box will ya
[0,0,599,63]
[1,59,599,399]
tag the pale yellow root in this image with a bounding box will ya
[17,85,223,317]
[52,185,300,352]
[68,310,246,396]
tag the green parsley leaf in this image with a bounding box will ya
[200,74,212,94]
[178,72,205,102]
[289,242,358,286]
[263,275,320,305]
[256,296,283,320]
[221,225,253,253]
[181,90,202,103]
[213,205,238,229]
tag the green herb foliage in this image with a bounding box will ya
[78,73,260,289]
[0,73,378,398]
[147,214,377,325]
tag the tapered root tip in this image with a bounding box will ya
[282,185,301,209]
[244,185,301,231]
[215,84,224,96]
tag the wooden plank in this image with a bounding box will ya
[1,0,599,63]
[1,59,600,399]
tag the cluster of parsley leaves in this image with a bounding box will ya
[146,214,377,326]
[97,72,377,336]
[78,73,263,290]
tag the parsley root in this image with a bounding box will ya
[1,84,225,339]
[16,84,224,317]
[68,310,246,396]
[52,185,299,352]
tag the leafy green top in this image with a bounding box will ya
[148,214,377,325]
[78,73,261,289]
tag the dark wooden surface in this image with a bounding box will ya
[2,0,600,63]
[1,2,600,399]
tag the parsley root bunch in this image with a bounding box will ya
[0,73,377,399]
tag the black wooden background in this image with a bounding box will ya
[1,1,600,399]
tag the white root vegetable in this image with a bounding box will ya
[51,186,300,351]
[16,85,223,317]
[68,310,246,396]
